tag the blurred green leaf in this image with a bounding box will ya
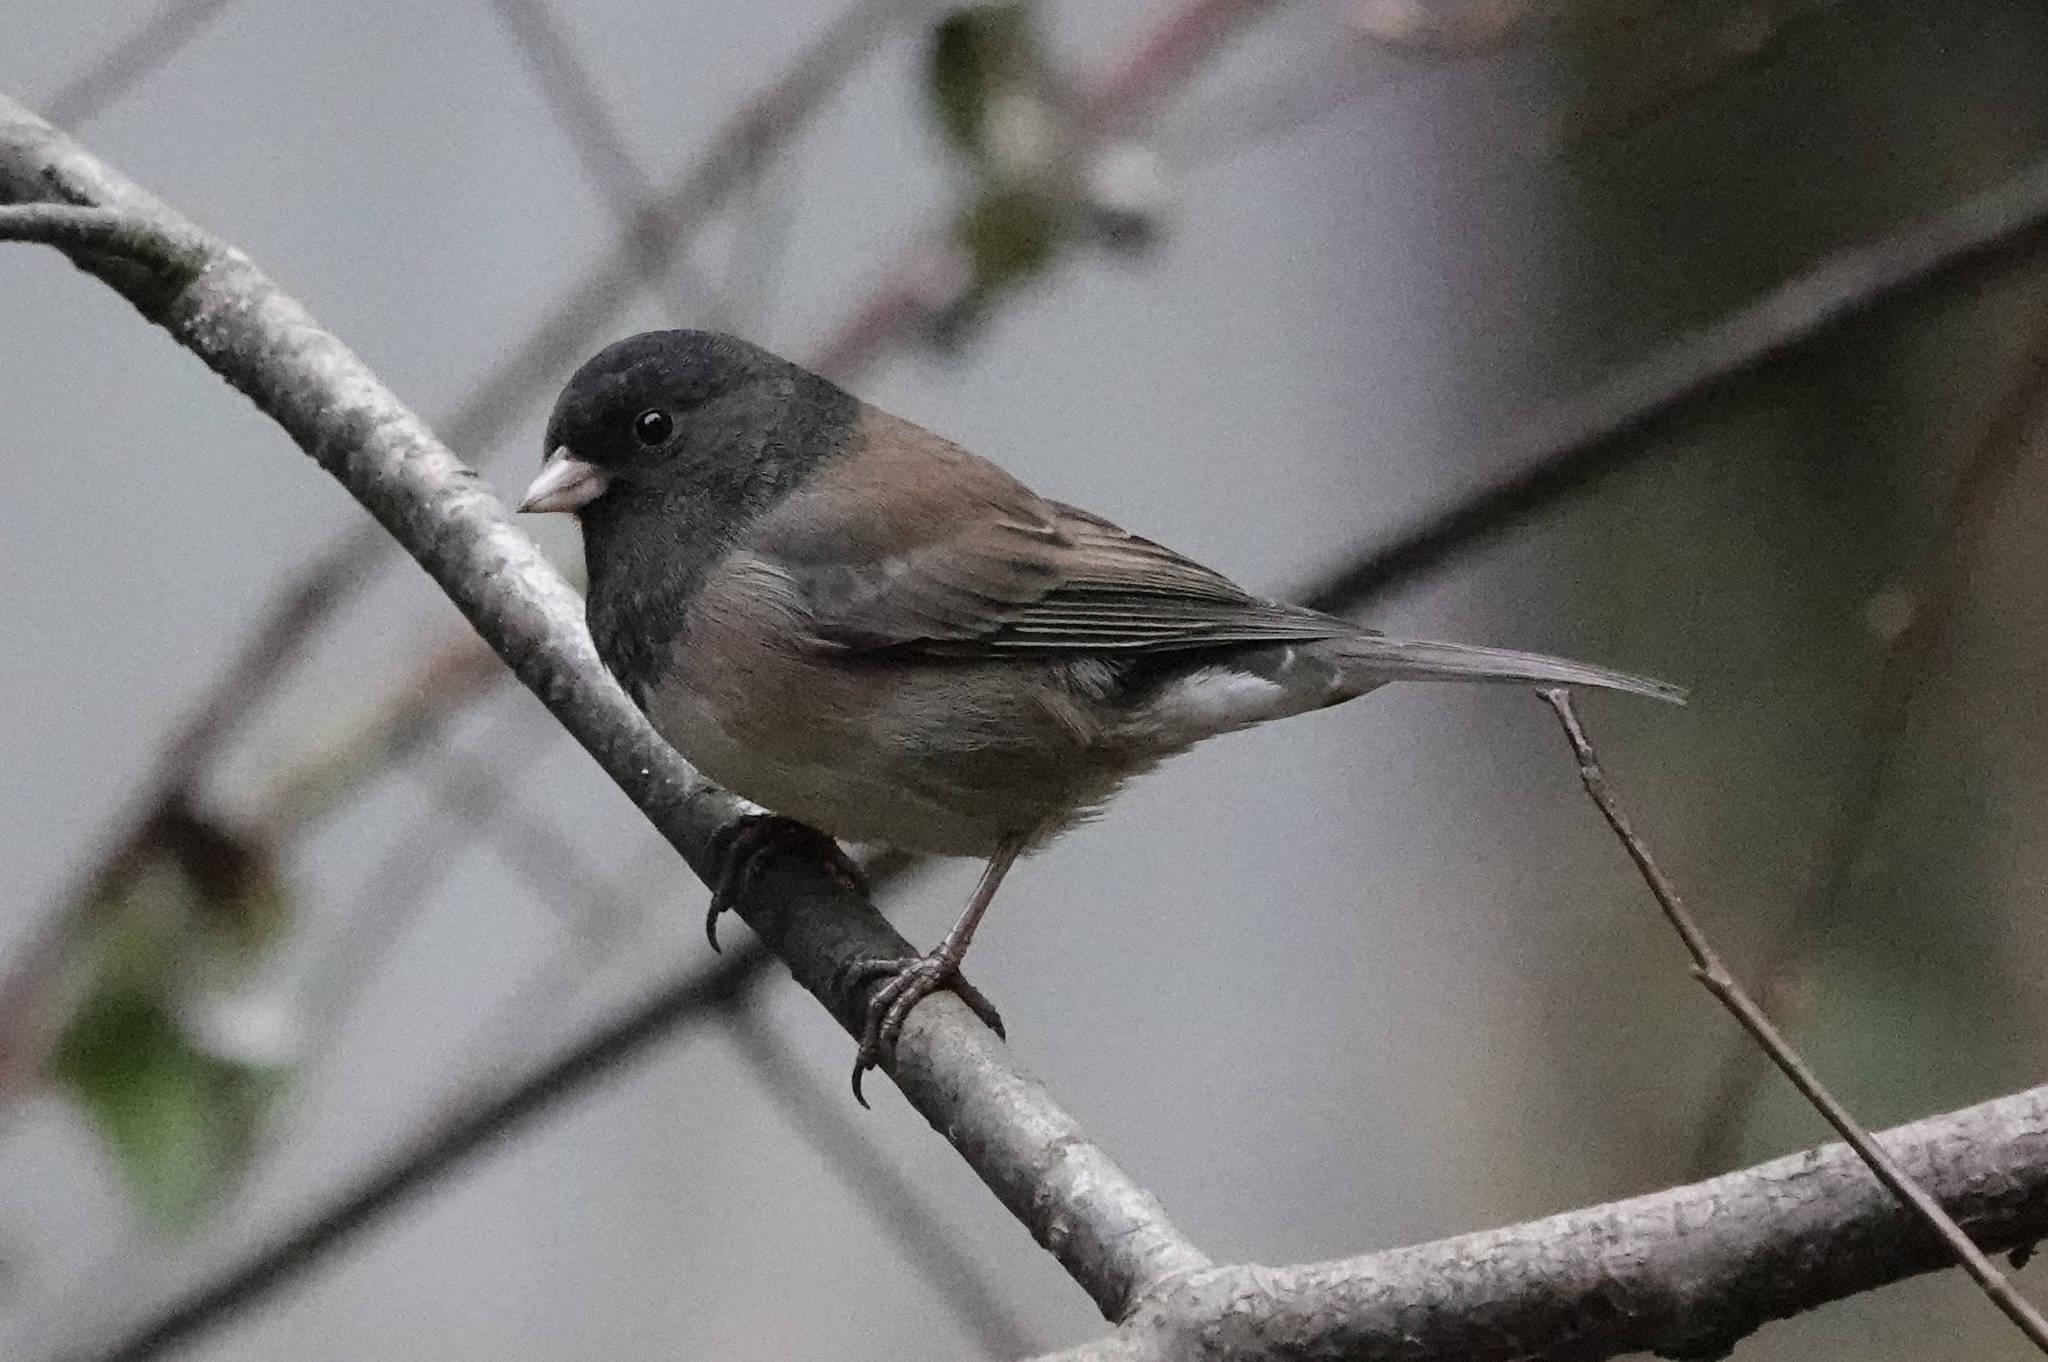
[927,4,1035,157]
[46,803,292,1227]
[50,963,277,1226]
[933,186,1064,345]
[955,186,1059,289]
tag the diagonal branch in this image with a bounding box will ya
[484,0,658,217]
[0,92,1208,1353]
[38,0,242,127]
[0,0,926,1109]
[1688,314,2048,1174]
[1298,149,2048,609]
[804,0,1287,376]
[1538,688,2048,1352]
[80,948,774,1362]
[483,0,722,319]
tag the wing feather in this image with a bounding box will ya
[740,407,1352,657]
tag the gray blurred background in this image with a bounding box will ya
[5,0,2048,1358]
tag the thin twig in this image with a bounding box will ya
[435,838,681,1097]
[484,0,721,318]
[1298,151,2048,609]
[38,0,241,127]
[439,743,639,943]
[269,706,566,1166]
[1082,0,1285,131]
[485,0,655,214]
[806,0,1287,376]
[1157,35,1407,174]
[1537,686,2048,1354]
[247,632,504,841]
[1689,313,2048,1174]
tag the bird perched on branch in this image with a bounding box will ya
[522,330,1682,1101]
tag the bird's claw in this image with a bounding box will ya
[840,952,1005,1106]
[704,814,866,951]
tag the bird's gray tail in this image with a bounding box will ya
[1135,632,1681,749]
[1329,633,1685,704]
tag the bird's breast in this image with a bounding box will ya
[640,553,1133,857]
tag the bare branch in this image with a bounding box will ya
[288,706,565,1083]
[807,0,1286,376]
[0,0,924,1106]
[484,0,721,319]
[484,0,657,216]
[0,201,203,264]
[1537,688,2048,1354]
[1022,1083,2048,1362]
[437,0,935,431]
[1297,148,2048,611]
[247,632,503,840]
[1690,316,2048,1174]
[0,94,1207,1353]
[77,949,774,1362]
[1083,0,1285,131]
[38,0,241,127]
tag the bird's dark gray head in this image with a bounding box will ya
[524,329,854,523]
[522,330,858,697]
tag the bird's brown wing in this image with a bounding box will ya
[745,409,1347,657]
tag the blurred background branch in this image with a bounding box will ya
[37,0,238,128]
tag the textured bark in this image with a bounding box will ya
[1026,1084,2048,1362]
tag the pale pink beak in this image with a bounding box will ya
[519,447,608,514]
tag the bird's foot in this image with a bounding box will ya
[839,951,1005,1106]
[704,814,867,951]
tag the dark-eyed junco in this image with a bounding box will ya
[522,330,1681,1097]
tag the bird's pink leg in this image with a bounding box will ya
[843,832,1028,1105]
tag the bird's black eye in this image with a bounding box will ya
[632,408,673,447]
